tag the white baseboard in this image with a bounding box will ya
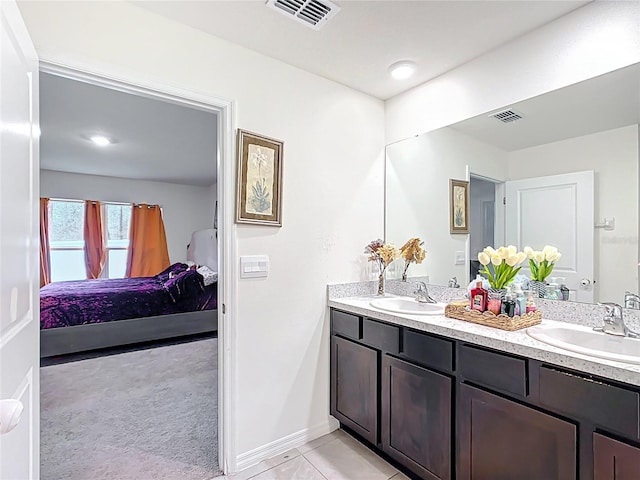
[235,418,340,472]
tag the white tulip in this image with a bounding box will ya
[533,251,544,263]
[524,246,534,258]
[542,245,558,258]
[484,246,497,256]
[547,252,562,263]
[478,252,490,266]
[491,255,502,266]
[506,255,519,267]
[497,246,509,260]
[507,245,518,257]
[516,252,527,264]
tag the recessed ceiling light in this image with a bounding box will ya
[389,61,417,80]
[89,135,112,147]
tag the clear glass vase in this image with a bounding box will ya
[377,273,385,296]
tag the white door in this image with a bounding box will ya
[506,171,594,303]
[0,2,40,479]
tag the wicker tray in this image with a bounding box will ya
[444,303,542,331]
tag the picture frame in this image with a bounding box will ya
[235,129,284,226]
[450,179,469,234]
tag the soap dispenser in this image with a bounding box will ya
[513,283,526,316]
[526,290,537,313]
[501,292,516,317]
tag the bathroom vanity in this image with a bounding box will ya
[328,293,640,480]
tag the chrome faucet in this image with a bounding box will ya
[448,276,460,288]
[624,291,640,310]
[414,281,436,304]
[594,302,639,338]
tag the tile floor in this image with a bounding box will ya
[216,429,409,480]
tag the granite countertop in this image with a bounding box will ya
[328,294,640,388]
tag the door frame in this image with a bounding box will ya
[38,60,238,473]
[467,171,505,285]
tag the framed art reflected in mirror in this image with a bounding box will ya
[450,179,469,234]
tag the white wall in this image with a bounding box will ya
[40,169,214,264]
[386,127,507,285]
[18,0,385,467]
[386,1,640,143]
[507,125,640,303]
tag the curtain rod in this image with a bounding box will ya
[46,197,160,208]
[133,203,162,208]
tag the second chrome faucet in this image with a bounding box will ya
[594,302,639,338]
[414,281,436,304]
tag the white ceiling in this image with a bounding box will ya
[450,63,640,151]
[39,0,607,185]
[40,73,218,187]
[133,0,591,100]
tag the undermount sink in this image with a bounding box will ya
[369,297,446,316]
[527,323,640,365]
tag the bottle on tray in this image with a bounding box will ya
[470,275,488,312]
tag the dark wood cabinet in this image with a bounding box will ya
[329,308,640,480]
[381,355,451,480]
[458,383,577,480]
[330,335,378,444]
[594,433,640,480]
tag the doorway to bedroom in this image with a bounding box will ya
[38,68,225,480]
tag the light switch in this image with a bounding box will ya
[240,255,269,279]
[454,251,465,265]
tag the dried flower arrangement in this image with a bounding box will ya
[399,237,426,281]
[365,239,400,295]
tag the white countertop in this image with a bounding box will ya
[329,295,640,388]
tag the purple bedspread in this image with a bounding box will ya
[40,264,217,329]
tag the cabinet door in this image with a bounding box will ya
[330,335,378,444]
[382,355,451,480]
[594,433,640,480]
[458,384,576,480]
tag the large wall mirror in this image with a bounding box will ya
[386,63,640,305]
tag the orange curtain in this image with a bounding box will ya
[84,200,106,279]
[125,204,170,277]
[40,198,51,287]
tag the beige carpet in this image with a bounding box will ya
[40,338,220,480]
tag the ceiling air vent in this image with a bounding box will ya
[490,109,524,124]
[266,0,341,30]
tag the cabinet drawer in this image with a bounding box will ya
[539,367,640,440]
[363,318,400,354]
[402,329,454,373]
[332,310,361,340]
[459,344,528,397]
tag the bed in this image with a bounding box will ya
[40,263,217,357]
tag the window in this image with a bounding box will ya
[47,199,132,281]
[48,200,86,282]
[104,203,131,278]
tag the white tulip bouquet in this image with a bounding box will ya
[477,245,527,290]
[524,246,562,282]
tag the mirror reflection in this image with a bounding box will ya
[385,63,640,305]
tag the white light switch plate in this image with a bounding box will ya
[240,255,269,279]
[454,251,465,265]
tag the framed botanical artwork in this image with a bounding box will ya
[450,179,469,234]
[235,129,284,226]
